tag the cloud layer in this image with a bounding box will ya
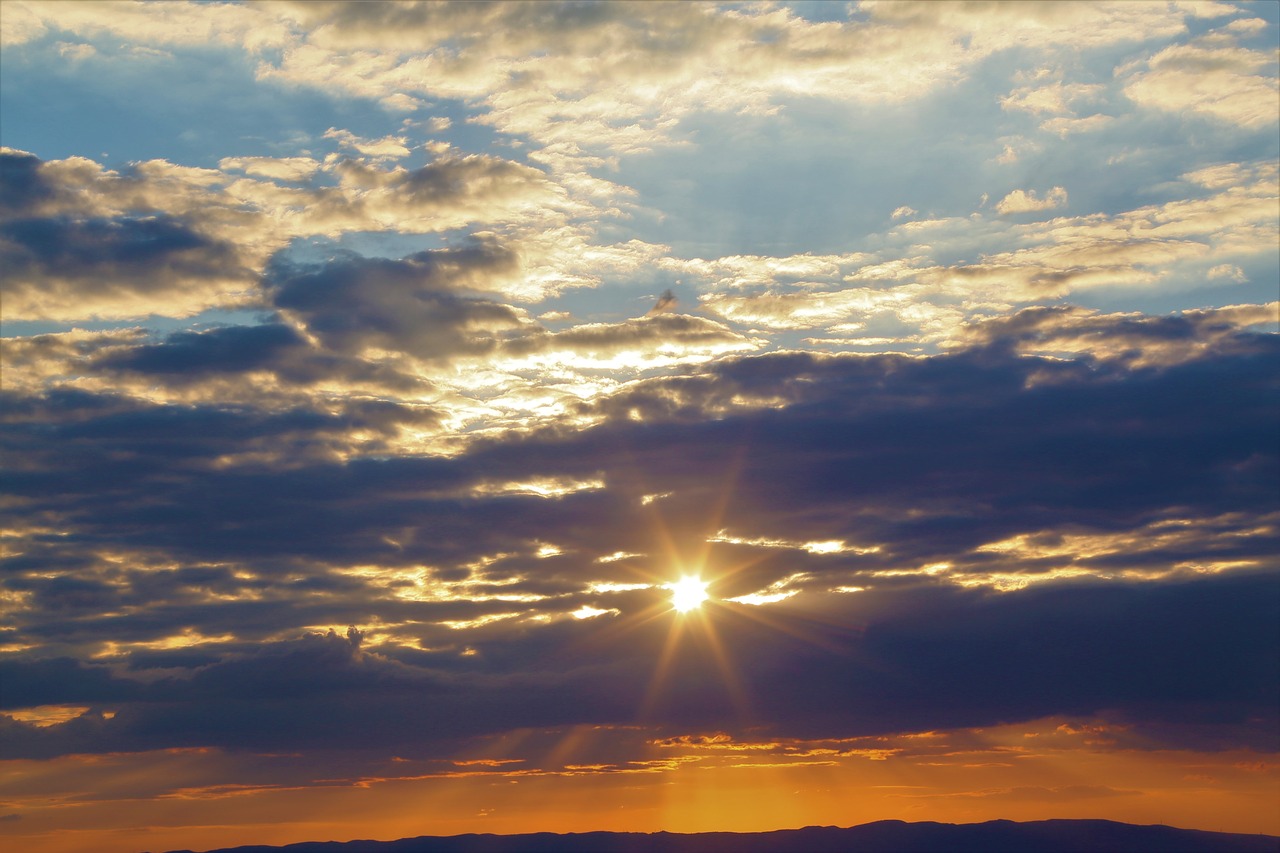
[0,2,1277,850]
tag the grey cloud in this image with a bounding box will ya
[0,149,52,216]
[0,386,442,494]
[959,303,1279,367]
[99,323,306,375]
[0,147,558,322]
[1,570,1275,760]
[7,321,1276,583]
[269,247,529,360]
[0,149,260,321]
[2,315,1275,762]
[0,215,250,319]
[5,320,1275,590]
[92,322,432,395]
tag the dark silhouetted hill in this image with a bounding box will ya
[162,818,1279,853]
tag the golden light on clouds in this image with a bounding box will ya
[1,1,1276,851]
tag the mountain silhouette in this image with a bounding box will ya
[162,818,1279,853]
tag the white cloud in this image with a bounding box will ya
[218,156,321,182]
[0,1,46,45]
[54,41,96,61]
[1040,114,1113,137]
[13,0,1198,161]
[8,0,292,51]
[1001,81,1104,116]
[323,128,411,160]
[1124,41,1280,128]
[658,251,871,292]
[1207,263,1247,282]
[995,187,1069,215]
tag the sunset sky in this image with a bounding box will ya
[1,2,1278,851]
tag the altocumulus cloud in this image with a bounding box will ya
[2,317,1276,762]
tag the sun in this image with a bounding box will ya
[668,575,709,613]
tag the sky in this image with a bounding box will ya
[0,1,1277,851]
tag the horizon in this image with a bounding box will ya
[1,2,1278,852]
[153,817,1280,853]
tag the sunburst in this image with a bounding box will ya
[667,575,710,613]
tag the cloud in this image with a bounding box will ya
[0,146,569,321]
[995,186,1069,215]
[660,251,871,291]
[0,214,253,321]
[956,302,1279,368]
[1207,263,1248,282]
[15,0,1204,157]
[217,156,322,182]
[0,1,46,45]
[1124,39,1280,129]
[0,150,266,321]
[1,569,1275,759]
[497,313,758,371]
[1,2,1277,838]
[1001,80,1104,116]
[268,247,529,362]
[698,287,919,332]
[1039,114,1113,136]
[54,40,96,62]
[97,324,308,378]
[643,155,1272,344]
[2,308,1275,774]
[2,0,292,51]
[322,127,411,160]
[996,74,1113,137]
[5,317,1275,627]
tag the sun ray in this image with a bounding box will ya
[691,602,754,720]
[639,615,687,719]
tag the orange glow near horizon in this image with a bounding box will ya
[2,718,1277,853]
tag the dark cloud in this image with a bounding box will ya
[6,326,1276,579]
[0,146,566,322]
[268,247,528,360]
[5,327,1275,585]
[1,569,1274,760]
[0,148,260,321]
[959,303,1278,367]
[0,149,52,216]
[0,385,442,496]
[91,322,432,394]
[1,316,1275,765]
[3,216,219,271]
[99,323,306,375]
[0,215,249,318]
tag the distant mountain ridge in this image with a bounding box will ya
[164,818,1279,853]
